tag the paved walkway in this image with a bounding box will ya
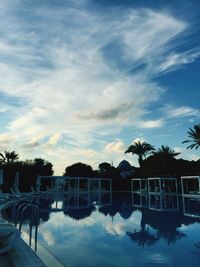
[0,237,46,267]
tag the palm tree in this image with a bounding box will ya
[125,141,154,167]
[0,151,19,164]
[182,124,200,150]
[152,145,180,158]
[151,145,180,175]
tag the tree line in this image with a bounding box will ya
[0,153,53,192]
[0,124,199,192]
[125,123,200,177]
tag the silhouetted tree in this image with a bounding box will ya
[182,124,200,150]
[0,156,53,192]
[63,162,95,177]
[64,206,96,220]
[98,162,121,179]
[140,155,200,178]
[125,141,154,167]
[0,151,19,164]
[140,209,192,246]
[139,146,180,176]
[157,229,186,246]
[152,145,180,158]
[99,162,112,174]
[33,158,53,176]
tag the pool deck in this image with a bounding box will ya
[0,236,46,267]
[0,231,66,267]
[22,231,65,267]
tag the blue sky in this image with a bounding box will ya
[0,0,200,174]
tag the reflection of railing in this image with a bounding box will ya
[131,178,148,194]
[132,191,179,211]
[131,193,148,208]
[131,178,179,211]
[132,188,200,217]
[149,194,179,211]
[62,190,112,210]
[182,195,200,218]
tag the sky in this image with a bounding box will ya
[0,0,200,174]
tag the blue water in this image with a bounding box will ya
[2,192,200,267]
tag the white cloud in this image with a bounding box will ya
[78,149,97,158]
[0,3,199,173]
[39,227,56,246]
[0,133,14,151]
[105,141,125,153]
[105,222,127,236]
[164,105,200,118]
[0,133,13,144]
[104,210,142,236]
[46,133,62,146]
[23,134,45,148]
[137,119,165,128]
[160,50,200,73]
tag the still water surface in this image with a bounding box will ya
[2,192,200,267]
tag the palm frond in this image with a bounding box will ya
[183,124,200,150]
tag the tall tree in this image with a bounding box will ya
[152,145,180,158]
[63,162,94,177]
[148,145,180,176]
[33,158,54,176]
[182,124,200,150]
[0,151,19,164]
[125,141,154,167]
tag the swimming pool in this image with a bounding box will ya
[2,192,200,266]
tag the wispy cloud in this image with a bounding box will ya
[0,2,199,173]
[164,104,200,118]
[0,133,13,147]
[46,133,62,147]
[23,134,44,149]
[159,50,200,73]
[78,149,97,158]
[137,119,165,129]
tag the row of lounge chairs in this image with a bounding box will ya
[0,187,43,256]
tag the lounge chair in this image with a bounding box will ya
[30,186,41,196]
[31,186,37,193]
[11,187,33,197]
[0,189,14,204]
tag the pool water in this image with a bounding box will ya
[2,192,200,267]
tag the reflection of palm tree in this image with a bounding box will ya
[127,229,159,247]
[191,242,200,260]
[195,243,200,249]
[0,151,19,164]
[157,229,186,245]
[139,208,189,246]
[125,141,154,167]
[182,124,200,150]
